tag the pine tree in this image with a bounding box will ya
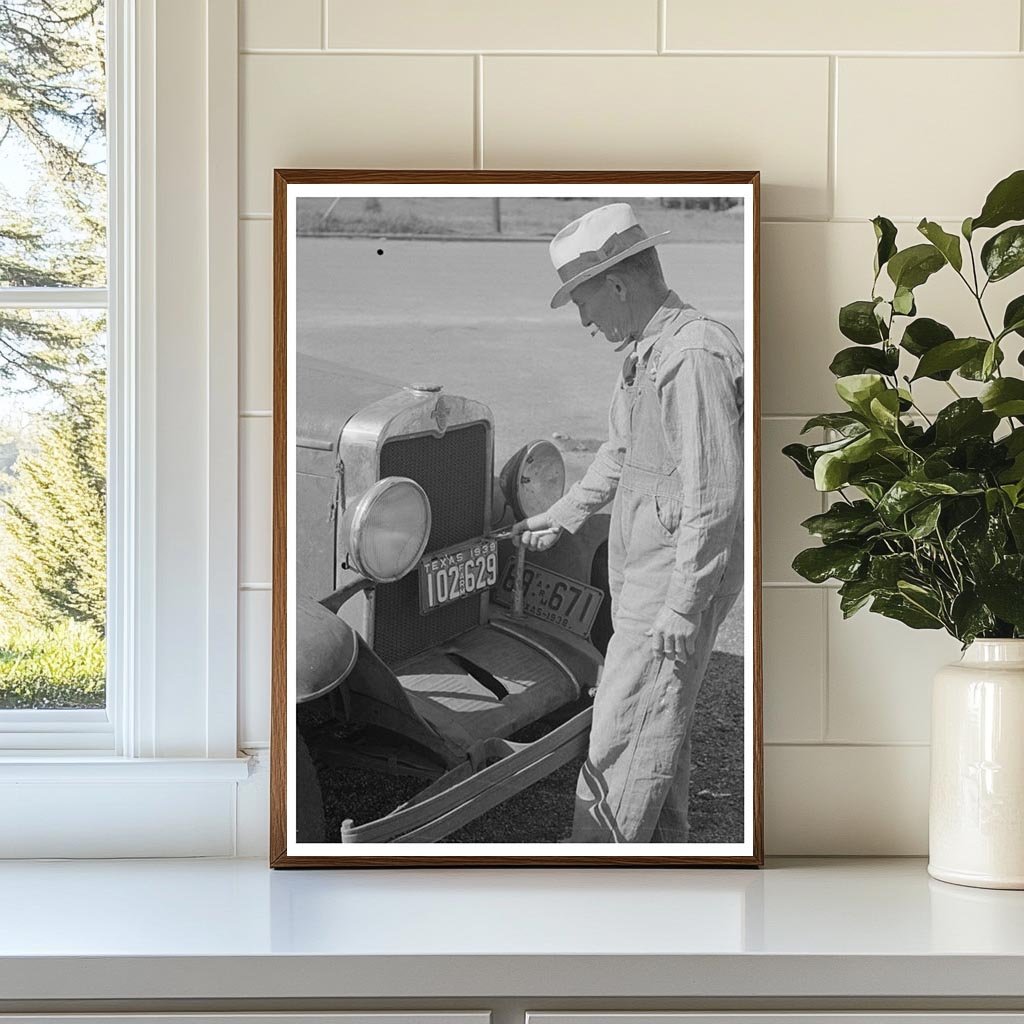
[0,374,105,632]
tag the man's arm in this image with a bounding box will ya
[657,335,743,616]
[543,374,627,534]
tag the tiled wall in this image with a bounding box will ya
[236,0,1024,854]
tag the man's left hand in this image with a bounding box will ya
[645,606,701,661]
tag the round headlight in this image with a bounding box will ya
[499,440,566,521]
[343,477,431,583]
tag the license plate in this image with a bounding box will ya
[418,538,498,613]
[492,561,603,639]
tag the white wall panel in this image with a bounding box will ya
[242,0,322,49]
[483,57,831,220]
[240,55,474,214]
[666,0,1021,52]
[240,417,273,587]
[763,588,825,743]
[836,58,1024,220]
[240,219,272,412]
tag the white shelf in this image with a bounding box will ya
[1,857,1023,1003]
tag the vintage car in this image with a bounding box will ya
[295,354,612,843]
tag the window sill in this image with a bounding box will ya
[0,754,252,782]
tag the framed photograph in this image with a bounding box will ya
[271,171,762,867]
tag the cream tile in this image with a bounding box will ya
[762,221,1023,415]
[836,58,1024,220]
[667,0,1020,52]
[241,0,321,49]
[240,55,474,214]
[483,57,830,220]
[239,589,272,747]
[240,417,273,586]
[766,745,928,854]
[763,588,825,743]
[240,220,272,411]
[827,599,961,744]
[761,417,824,584]
[328,0,657,51]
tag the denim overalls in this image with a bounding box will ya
[568,303,744,843]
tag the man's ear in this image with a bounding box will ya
[605,272,628,301]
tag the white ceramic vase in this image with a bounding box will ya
[929,639,1024,889]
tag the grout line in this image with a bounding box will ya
[240,583,272,591]
[820,587,830,743]
[657,0,666,54]
[766,740,931,748]
[240,213,271,221]
[762,581,840,589]
[237,47,1024,57]
[474,55,484,170]
[240,410,272,418]
[827,56,838,221]
[321,0,328,50]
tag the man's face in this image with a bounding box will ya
[570,274,632,348]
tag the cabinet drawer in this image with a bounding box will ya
[528,1016,1024,1024]
[0,1016,490,1024]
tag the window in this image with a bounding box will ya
[0,0,110,743]
[0,0,244,856]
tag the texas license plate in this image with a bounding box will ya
[418,538,498,613]
[492,561,603,638]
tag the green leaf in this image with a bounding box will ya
[950,592,995,644]
[900,319,955,379]
[1003,295,1024,340]
[908,500,942,539]
[917,219,963,272]
[871,594,943,630]
[868,389,902,430]
[981,225,1024,283]
[800,501,879,543]
[829,345,899,378]
[839,300,887,345]
[814,451,851,491]
[962,216,974,241]
[792,543,866,584]
[960,344,1004,381]
[971,168,1024,232]
[869,552,915,587]
[911,337,988,381]
[836,373,886,413]
[782,442,815,479]
[887,244,946,291]
[892,286,916,316]
[979,378,1024,418]
[838,579,880,618]
[976,579,1024,629]
[872,216,898,277]
[877,479,958,524]
[933,399,999,445]
[982,341,1001,381]
[800,412,866,435]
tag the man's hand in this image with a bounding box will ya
[645,606,702,661]
[512,512,563,552]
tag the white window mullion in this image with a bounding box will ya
[0,287,108,310]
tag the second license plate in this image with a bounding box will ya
[492,561,603,638]
[418,537,498,613]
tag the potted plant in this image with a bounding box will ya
[785,169,1024,889]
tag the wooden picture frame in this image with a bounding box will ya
[271,171,762,867]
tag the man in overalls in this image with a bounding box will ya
[515,202,744,843]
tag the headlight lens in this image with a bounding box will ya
[344,477,431,583]
[499,440,566,520]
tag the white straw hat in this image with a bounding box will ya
[548,203,670,309]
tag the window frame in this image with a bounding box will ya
[0,0,247,856]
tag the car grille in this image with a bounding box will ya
[374,422,489,667]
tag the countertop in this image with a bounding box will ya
[1,857,1023,1003]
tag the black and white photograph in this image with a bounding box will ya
[272,172,762,866]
